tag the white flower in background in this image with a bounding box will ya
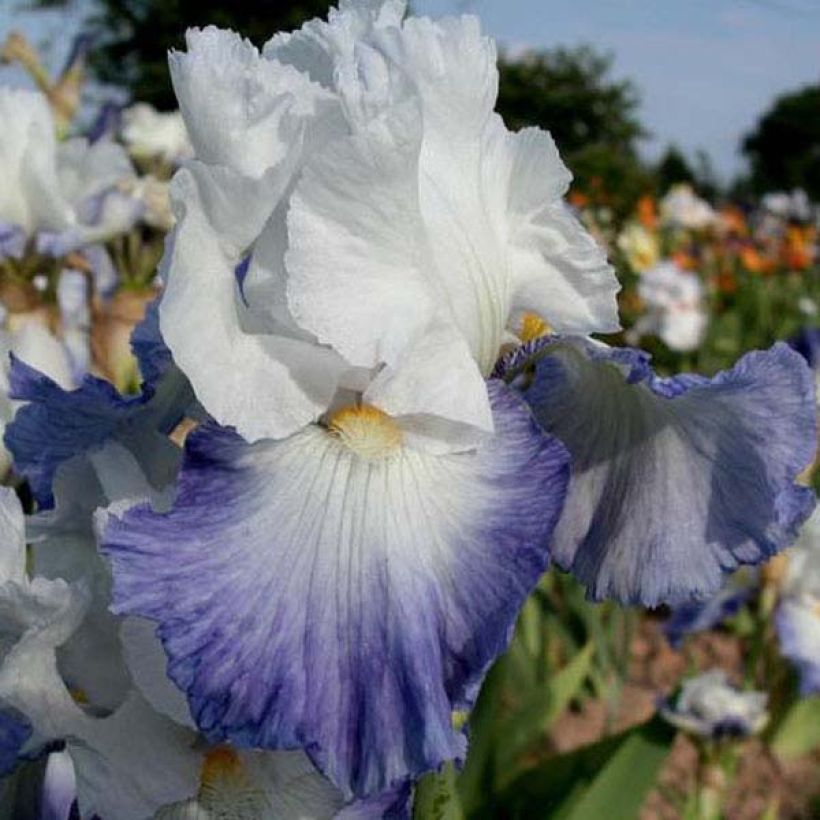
[121,102,194,165]
[0,87,141,257]
[616,221,659,272]
[633,259,707,351]
[660,669,768,739]
[798,296,818,317]
[762,189,813,222]
[660,183,716,230]
[120,174,175,231]
[776,508,820,694]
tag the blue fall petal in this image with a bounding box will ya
[336,782,412,819]
[0,707,32,777]
[130,297,174,388]
[497,337,817,606]
[0,222,27,261]
[788,327,820,371]
[102,380,570,799]
[4,348,193,508]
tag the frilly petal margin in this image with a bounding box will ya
[496,337,817,606]
[101,380,570,799]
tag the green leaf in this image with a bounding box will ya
[414,763,464,820]
[771,696,820,760]
[495,642,595,788]
[494,716,676,819]
[456,657,506,815]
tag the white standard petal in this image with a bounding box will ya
[378,15,507,373]
[285,102,437,369]
[364,319,493,451]
[160,163,348,441]
[170,27,341,180]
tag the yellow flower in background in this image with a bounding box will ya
[616,221,660,272]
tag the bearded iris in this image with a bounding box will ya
[1,0,816,806]
[0,87,141,260]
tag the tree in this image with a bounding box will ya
[497,46,649,214]
[743,83,820,199]
[27,0,333,108]
[656,145,695,189]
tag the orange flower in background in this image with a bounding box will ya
[714,271,738,294]
[783,225,815,270]
[739,245,774,275]
[672,249,696,270]
[569,190,589,209]
[719,205,748,237]
[637,194,658,231]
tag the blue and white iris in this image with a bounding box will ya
[776,508,820,694]
[0,87,141,262]
[660,669,768,739]
[0,0,816,811]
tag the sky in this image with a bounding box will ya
[415,0,820,180]
[2,0,819,180]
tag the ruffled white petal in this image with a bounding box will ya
[170,27,340,180]
[160,162,348,441]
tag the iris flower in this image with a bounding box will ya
[3,0,815,804]
[775,508,820,694]
[0,87,141,260]
[660,669,768,739]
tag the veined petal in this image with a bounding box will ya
[498,337,817,605]
[156,747,348,820]
[102,380,569,798]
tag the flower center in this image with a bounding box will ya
[518,312,551,343]
[200,747,265,810]
[327,404,403,459]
